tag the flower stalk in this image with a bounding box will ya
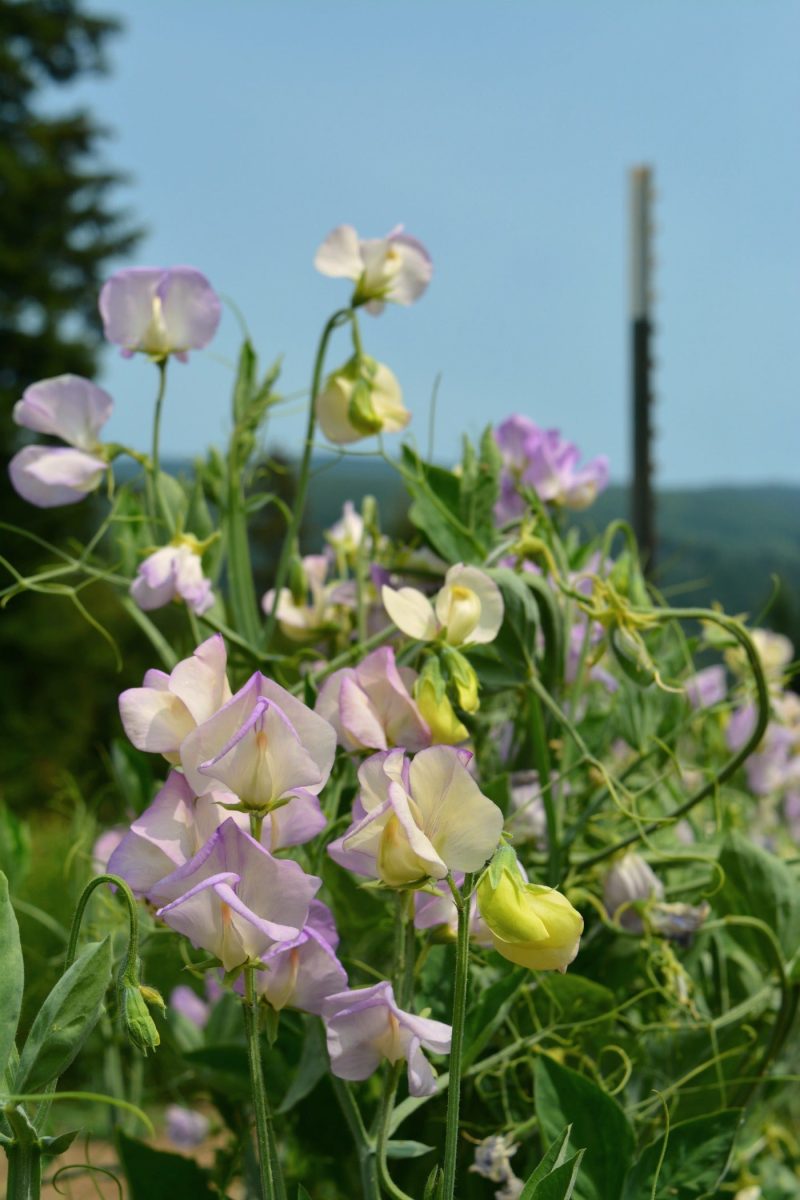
[441,872,474,1200]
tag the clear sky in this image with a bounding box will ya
[58,0,799,485]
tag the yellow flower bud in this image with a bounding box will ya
[478,854,583,972]
[414,667,468,744]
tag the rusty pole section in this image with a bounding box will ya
[629,166,656,572]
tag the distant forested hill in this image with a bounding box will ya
[303,460,800,639]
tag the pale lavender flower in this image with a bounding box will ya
[727,704,799,796]
[315,646,430,753]
[165,1105,210,1149]
[603,853,664,932]
[153,818,319,971]
[9,375,113,507]
[494,416,608,519]
[99,266,221,360]
[181,671,336,812]
[119,634,231,761]
[108,769,325,900]
[469,1134,520,1183]
[327,747,503,888]
[413,874,493,948]
[131,541,214,616]
[249,901,347,1015]
[314,225,432,315]
[170,985,210,1029]
[685,665,727,710]
[324,981,451,1096]
[261,555,339,641]
[91,827,125,874]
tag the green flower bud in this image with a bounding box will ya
[414,657,468,744]
[441,646,480,714]
[121,982,161,1055]
[478,846,583,973]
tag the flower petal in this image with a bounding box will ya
[9,445,105,507]
[13,375,112,450]
[409,746,503,872]
[314,225,363,280]
[381,585,438,641]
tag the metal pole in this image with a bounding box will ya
[629,166,656,571]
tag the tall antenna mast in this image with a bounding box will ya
[629,166,656,571]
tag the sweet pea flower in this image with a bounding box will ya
[477,846,583,972]
[153,818,319,971]
[108,770,325,899]
[180,671,336,811]
[119,635,231,763]
[494,416,608,520]
[99,266,221,360]
[250,901,348,1015]
[315,646,430,753]
[470,1134,523,1198]
[314,224,432,315]
[131,537,214,616]
[328,746,504,888]
[326,501,365,556]
[261,555,340,641]
[603,853,665,932]
[413,873,493,947]
[165,1105,210,1150]
[685,665,727,710]
[316,356,409,445]
[324,981,451,1096]
[91,827,125,874]
[9,375,113,507]
[170,985,210,1030]
[382,564,504,648]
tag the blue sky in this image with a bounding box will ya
[59,0,799,485]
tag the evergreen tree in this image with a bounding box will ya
[0,0,141,448]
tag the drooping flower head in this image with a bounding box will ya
[99,266,221,361]
[9,375,113,507]
[131,537,214,616]
[324,981,451,1096]
[153,818,319,971]
[315,646,431,754]
[314,224,432,315]
[602,853,664,932]
[477,846,583,972]
[382,564,504,648]
[328,746,504,888]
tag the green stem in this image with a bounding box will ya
[441,873,473,1200]
[263,308,350,649]
[225,457,261,651]
[376,1063,412,1200]
[3,1138,41,1200]
[243,969,277,1200]
[329,1076,380,1200]
[528,691,560,884]
[148,360,170,532]
[65,874,139,976]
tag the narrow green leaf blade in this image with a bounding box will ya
[621,1110,742,1200]
[15,936,112,1093]
[535,1056,634,1200]
[0,871,24,1078]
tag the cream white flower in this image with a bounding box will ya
[382,564,504,647]
[317,357,409,445]
[314,224,432,315]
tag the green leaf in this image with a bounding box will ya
[15,937,112,1092]
[233,338,258,425]
[526,1151,585,1200]
[385,1140,435,1159]
[521,1125,573,1194]
[621,1110,741,1200]
[424,1165,444,1200]
[0,805,31,890]
[464,968,526,1067]
[297,1188,313,1200]
[0,872,24,1079]
[458,426,501,546]
[401,445,484,563]
[717,833,800,963]
[277,1017,327,1113]
[155,472,188,531]
[116,1131,217,1200]
[489,567,541,669]
[535,1056,634,1200]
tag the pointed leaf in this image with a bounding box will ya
[535,1056,634,1200]
[116,1131,217,1200]
[277,1017,327,1113]
[15,937,112,1092]
[0,872,23,1080]
[527,1150,585,1200]
[521,1125,573,1194]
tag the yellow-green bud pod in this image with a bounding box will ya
[478,848,583,972]
[441,646,480,714]
[122,983,161,1054]
[414,658,468,744]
